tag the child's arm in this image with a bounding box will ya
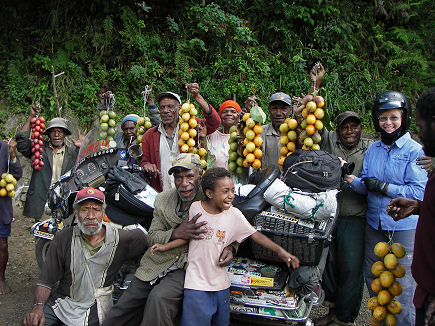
[250,231,300,269]
[150,239,188,255]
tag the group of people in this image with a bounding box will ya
[0,64,433,326]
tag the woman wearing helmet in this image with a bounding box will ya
[344,91,428,326]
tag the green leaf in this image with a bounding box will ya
[250,106,266,124]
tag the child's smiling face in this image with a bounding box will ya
[206,176,235,212]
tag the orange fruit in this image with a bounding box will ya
[252,159,261,169]
[243,159,250,167]
[305,124,316,136]
[387,299,402,315]
[279,123,289,134]
[245,129,255,140]
[253,136,263,147]
[188,128,197,138]
[182,112,191,121]
[314,119,324,130]
[391,264,405,278]
[189,147,198,154]
[242,112,250,122]
[300,119,308,129]
[189,118,198,128]
[187,138,195,147]
[178,139,185,147]
[371,278,382,293]
[246,142,256,153]
[384,253,398,270]
[306,101,317,112]
[312,143,320,150]
[367,296,379,311]
[385,313,397,326]
[287,118,298,130]
[306,114,316,125]
[287,130,297,141]
[287,141,296,152]
[280,146,289,156]
[370,316,382,326]
[373,305,387,322]
[278,156,286,166]
[377,289,392,305]
[301,108,308,119]
[280,136,289,146]
[181,132,190,141]
[253,124,263,135]
[314,108,325,119]
[314,95,325,108]
[303,137,313,148]
[388,281,402,296]
[243,137,249,146]
[243,148,249,157]
[246,153,255,163]
[379,270,395,288]
[391,243,405,259]
[374,242,390,258]
[246,118,255,128]
[371,261,386,277]
[180,122,189,131]
[181,144,190,153]
[254,148,263,158]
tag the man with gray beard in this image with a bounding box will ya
[23,188,148,326]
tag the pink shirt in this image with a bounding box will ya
[184,201,256,291]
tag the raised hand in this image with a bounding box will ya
[71,128,87,148]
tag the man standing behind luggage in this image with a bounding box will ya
[315,111,373,326]
[15,103,83,220]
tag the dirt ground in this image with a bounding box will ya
[0,209,371,326]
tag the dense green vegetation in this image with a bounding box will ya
[1,0,434,132]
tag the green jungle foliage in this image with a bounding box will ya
[0,0,434,132]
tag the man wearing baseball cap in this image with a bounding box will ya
[140,82,220,192]
[261,92,294,168]
[24,187,148,326]
[103,153,235,326]
[15,102,85,220]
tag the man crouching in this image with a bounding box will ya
[23,187,148,326]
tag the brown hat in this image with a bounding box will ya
[336,111,361,128]
[168,153,202,175]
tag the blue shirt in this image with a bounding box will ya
[350,132,427,231]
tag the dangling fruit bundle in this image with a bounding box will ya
[278,94,326,169]
[178,102,208,169]
[98,91,117,141]
[368,241,406,326]
[137,86,153,144]
[0,173,17,198]
[136,117,152,144]
[99,110,117,141]
[30,115,46,171]
[228,107,265,175]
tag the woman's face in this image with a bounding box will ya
[378,108,402,133]
[220,107,239,129]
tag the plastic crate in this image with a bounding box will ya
[252,211,337,266]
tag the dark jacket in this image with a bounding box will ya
[15,130,78,219]
[0,141,22,224]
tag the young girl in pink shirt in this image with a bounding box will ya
[151,167,300,326]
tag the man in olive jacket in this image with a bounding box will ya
[103,153,235,326]
[15,103,82,220]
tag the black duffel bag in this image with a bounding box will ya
[282,149,341,192]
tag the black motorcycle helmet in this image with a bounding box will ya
[372,91,411,133]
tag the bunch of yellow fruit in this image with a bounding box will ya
[277,94,325,167]
[178,102,199,153]
[0,173,17,198]
[136,116,152,144]
[198,147,208,169]
[240,112,263,170]
[368,241,406,326]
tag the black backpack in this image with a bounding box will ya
[282,149,341,192]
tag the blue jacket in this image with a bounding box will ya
[350,132,427,231]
